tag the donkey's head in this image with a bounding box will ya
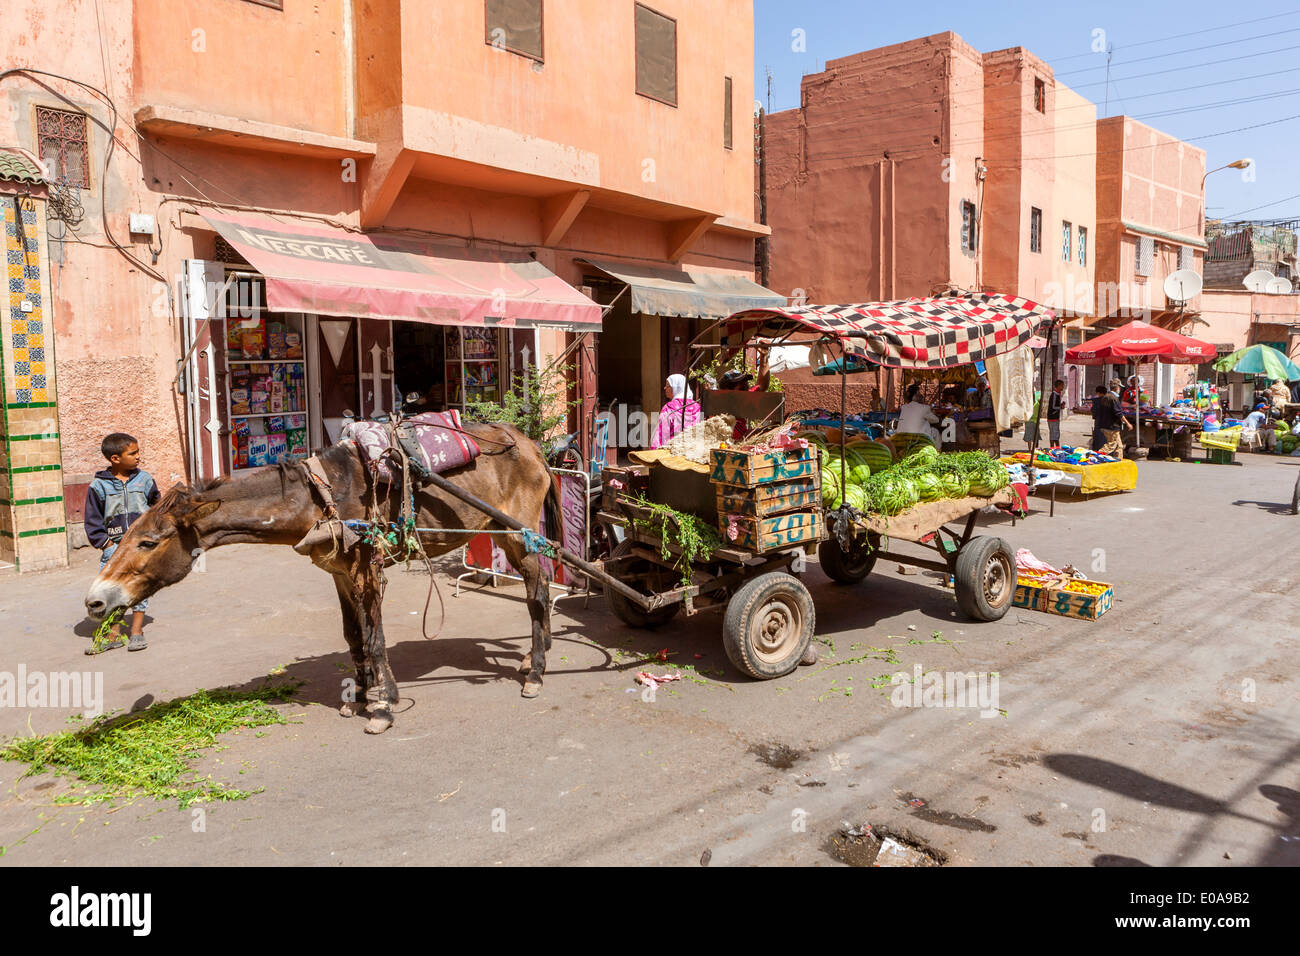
[84,485,221,621]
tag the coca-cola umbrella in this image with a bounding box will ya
[1064,320,1217,453]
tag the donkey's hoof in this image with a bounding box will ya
[521,680,543,699]
[339,701,362,718]
[364,712,394,734]
[518,653,533,673]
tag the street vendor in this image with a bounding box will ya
[1243,403,1278,453]
[1267,379,1291,413]
[1121,375,1145,407]
[651,373,700,448]
[896,384,941,442]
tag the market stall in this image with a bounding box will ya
[1064,319,1217,459]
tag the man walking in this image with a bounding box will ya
[1046,379,1065,447]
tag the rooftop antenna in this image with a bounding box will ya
[1103,43,1113,117]
[766,65,773,114]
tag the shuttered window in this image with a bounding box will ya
[961,201,978,252]
[723,76,733,149]
[1062,221,1072,262]
[1078,226,1088,266]
[1177,245,1192,271]
[635,4,677,106]
[1029,207,1042,253]
[485,0,544,61]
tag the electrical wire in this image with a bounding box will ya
[1038,10,1300,64]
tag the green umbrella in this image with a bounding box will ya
[1213,344,1300,381]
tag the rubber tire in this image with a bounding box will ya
[722,572,815,680]
[953,535,1015,622]
[604,540,681,628]
[818,533,881,584]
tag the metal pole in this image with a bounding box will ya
[419,468,661,612]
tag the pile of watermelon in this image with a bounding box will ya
[803,431,1007,517]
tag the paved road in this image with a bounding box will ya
[2,438,1298,866]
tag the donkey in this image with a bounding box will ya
[84,423,561,734]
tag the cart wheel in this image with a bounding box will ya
[953,536,1015,622]
[722,572,815,680]
[604,540,681,628]
[817,533,881,584]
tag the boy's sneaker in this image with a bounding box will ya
[127,633,148,652]
[86,636,126,655]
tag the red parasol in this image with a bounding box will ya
[1064,320,1216,454]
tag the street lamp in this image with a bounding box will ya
[1201,159,1252,231]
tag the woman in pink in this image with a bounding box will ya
[652,374,700,448]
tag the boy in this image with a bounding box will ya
[1046,379,1065,447]
[84,433,160,654]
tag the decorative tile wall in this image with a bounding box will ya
[1,193,67,572]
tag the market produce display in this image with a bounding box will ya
[1030,446,1118,466]
[820,445,1008,516]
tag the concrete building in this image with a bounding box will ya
[1204,221,1298,289]
[0,0,774,568]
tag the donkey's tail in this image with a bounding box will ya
[543,467,565,552]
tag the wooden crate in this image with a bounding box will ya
[723,509,823,553]
[1012,576,1113,621]
[715,475,821,519]
[709,446,819,487]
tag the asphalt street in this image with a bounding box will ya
[2,427,1298,866]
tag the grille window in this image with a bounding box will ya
[1136,236,1154,276]
[1034,78,1046,113]
[1079,226,1088,266]
[635,3,677,106]
[1030,207,1042,253]
[1177,245,1193,271]
[36,106,89,188]
[485,0,544,61]
[961,201,978,252]
[1062,221,1072,262]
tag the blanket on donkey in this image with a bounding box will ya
[341,411,481,483]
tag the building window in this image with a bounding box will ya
[1033,78,1046,113]
[961,201,978,252]
[1176,245,1193,271]
[1078,226,1088,266]
[485,0,544,61]
[1062,221,1072,262]
[35,106,89,188]
[635,3,677,107]
[723,76,733,150]
[1136,236,1154,277]
[1030,207,1042,253]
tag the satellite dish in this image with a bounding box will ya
[1164,269,1203,302]
[1244,269,1275,292]
[1265,277,1293,294]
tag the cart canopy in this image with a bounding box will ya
[725,292,1053,369]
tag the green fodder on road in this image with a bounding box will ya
[1,682,300,808]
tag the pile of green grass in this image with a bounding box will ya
[1,682,300,808]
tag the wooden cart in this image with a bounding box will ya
[596,448,1020,681]
[816,487,1020,623]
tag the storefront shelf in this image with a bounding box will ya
[229,359,306,365]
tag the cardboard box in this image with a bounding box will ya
[1013,575,1113,620]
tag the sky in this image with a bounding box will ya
[753,0,1300,225]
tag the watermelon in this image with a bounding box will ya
[891,431,937,462]
[821,465,844,508]
[843,446,873,485]
[937,472,968,498]
[845,484,870,512]
[848,439,894,476]
[913,471,944,501]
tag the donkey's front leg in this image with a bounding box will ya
[356,563,400,734]
[333,574,370,719]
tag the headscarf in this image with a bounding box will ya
[666,374,692,401]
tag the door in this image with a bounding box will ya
[356,318,394,418]
[318,318,359,443]
[180,259,226,481]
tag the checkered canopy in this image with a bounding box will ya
[727,292,1054,369]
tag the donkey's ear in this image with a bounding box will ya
[179,499,221,526]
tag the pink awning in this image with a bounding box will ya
[201,211,601,331]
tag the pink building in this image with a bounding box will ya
[761,31,1208,410]
[0,0,775,570]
